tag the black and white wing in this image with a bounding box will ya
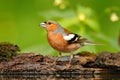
[63,33,96,46]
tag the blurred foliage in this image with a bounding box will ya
[0,0,120,56]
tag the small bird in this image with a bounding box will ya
[39,20,97,68]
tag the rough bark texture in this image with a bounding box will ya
[0,42,120,79]
[0,51,120,74]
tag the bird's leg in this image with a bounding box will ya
[66,52,73,69]
[53,52,61,65]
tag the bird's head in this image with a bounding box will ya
[39,20,62,32]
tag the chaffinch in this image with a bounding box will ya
[39,20,97,67]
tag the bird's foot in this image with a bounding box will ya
[52,57,59,65]
[65,64,71,69]
[52,61,57,65]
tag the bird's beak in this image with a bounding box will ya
[39,22,46,28]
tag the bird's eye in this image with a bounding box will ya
[48,22,52,25]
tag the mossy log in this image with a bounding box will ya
[0,42,120,79]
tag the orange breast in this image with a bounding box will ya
[47,32,67,51]
[47,32,80,53]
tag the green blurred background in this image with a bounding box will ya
[0,0,120,56]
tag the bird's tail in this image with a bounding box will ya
[77,36,103,46]
[84,40,104,46]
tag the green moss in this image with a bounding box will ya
[0,42,20,61]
